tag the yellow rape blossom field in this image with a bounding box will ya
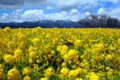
[0,26,120,80]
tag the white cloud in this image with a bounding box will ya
[47,6,53,10]
[56,0,80,10]
[97,8,106,15]
[110,8,120,19]
[83,2,99,11]
[100,0,120,4]
[2,13,9,20]
[22,9,44,21]
[97,7,120,20]
[1,7,120,23]
[0,9,88,22]
[0,0,97,10]
[85,12,91,16]
[56,0,99,10]
[1,0,120,22]
[0,0,120,11]
[70,9,79,15]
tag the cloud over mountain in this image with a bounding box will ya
[0,0,120,22]
[0,9,87,22]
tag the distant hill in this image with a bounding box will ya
[0,20,82,28]
[1,15,120,28]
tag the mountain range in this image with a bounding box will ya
[0,20,82,28]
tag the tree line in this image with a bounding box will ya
[78,15,120,28]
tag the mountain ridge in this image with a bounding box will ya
[0,20,82,28]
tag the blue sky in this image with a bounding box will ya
[0,0,120,22]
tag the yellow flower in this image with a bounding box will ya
[60,45,68,55]
[36,59,41,64]
[32,27,41,34]
[95,43,104,51]
[80,59,89,69]
[0,71,5,80]
[29,58,33,64]
[74,39,82,47]
[60,50,67,56]
[75,78,83,80]
[88,72,99,80]
[18,41,26,49]
[63,54,70,61]
[108,45,115,51]
[67,49,78,59]
[60,67,69,76]
[7,41,14,49]
[106,67,110,71]
[107,69,113,78]
[68,70,78,78]
[32,38,40,47]
[117,38,120,44]
[61,62,67,67]
[57,45,62,51]
[28,46,36,52]
[68,60,72,65]
[44,67,55,77]
[3,54,14,65]
[18,34,26,41]
[105,54,113,60]
[0,64,4,72]
[50,50,56,56]
[22,67,32,76]
[61,45,68,51]
[23,75,31,80]
[76,68,82,75]
[40,77,48,80]
[33,64,39,70]
[68,68,82,78]
[7,67,21,80]
[14,49,24,60]
[29,51,38,59]
[4,26,11,33]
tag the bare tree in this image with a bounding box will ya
[78,15,119,28]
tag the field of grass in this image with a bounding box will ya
[0,27,120,80]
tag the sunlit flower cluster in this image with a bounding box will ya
[0,27,120,80]
[7,67,21,80]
